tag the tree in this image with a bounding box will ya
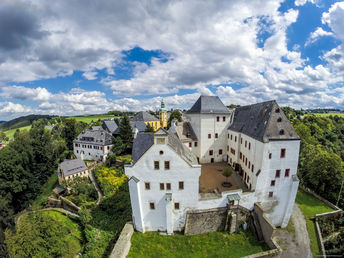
[111,137,125,156]
[145,124,154,132]
[79,206,92,226]
[119,114,133,153]
[222,167,233,182]
[167,110,182,129]
[0,132,7,141]
[105,153,117,167]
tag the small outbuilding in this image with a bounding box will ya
[58,159,88,183]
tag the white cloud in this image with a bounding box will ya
[0,86,51,101]
[322,1,344,42]
[82,71,98,80]
[305,27,333,46]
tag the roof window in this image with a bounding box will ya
[275,108,280,113]
[277,117,282,122]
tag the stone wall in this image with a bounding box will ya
[253,203,281,257]
[184,207,228,235]
[109,222,134,258]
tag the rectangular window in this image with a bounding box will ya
[245,158,247,166]
[269,153,272,159]
[235,136,237,142]
[240,152,242,159]
[145,182,150,190]
[189,142,192,147]
[227,146,229,151]
[248,162,251,169]
[285,169,290,177]
[216,116,220,122]
[228,133,229,138]
[223,116,226,122]
[280,148,286,158]
[194,141,198,147]
[179,181,184,190]
[149,202,155,209]
[231,148,235,155]
[219,149,223,155]
[241,138,243,144]
[231,135,233,140]
[166,183,171,190]
[160,183,165,190]
[157,138,165,144]
[164,161,170,170]
[271,180,275,186]
[251,165,254,173]
[245,141,247,147]
[208,134,211,139]
[209,150,213,156]
[249,142,251,150]
[154,161,160,170]
[276,170,281,178]
[174,202,180,210]
[269,192,273,198]
[215,133,218,138]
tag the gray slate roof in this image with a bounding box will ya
[130,121,147,132]
[174,121,198,142]
[102,120,119,134]
[132,131,198,166]
[228,100,300,143]
[187,96,229,114]
[59,159,87,176]
[74,127,113,145]
[132,111,159,121]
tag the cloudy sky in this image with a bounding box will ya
[0,0,343,120]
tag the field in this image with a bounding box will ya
[67,114,117,124]
[295,189,334,257]
[306,113,344,117]
[2,125,32,139]
[127,231,269,258]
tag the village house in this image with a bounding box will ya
[73,126,113,161]
[58,159,88,183]
[125,95,300,233]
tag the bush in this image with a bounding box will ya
[94,167,127,196]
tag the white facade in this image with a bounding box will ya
[74,143,112,161]
[126,96,300,232]
[126,130,201,233]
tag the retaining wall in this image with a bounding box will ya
[184,207,227,235]
[109,222,134,258]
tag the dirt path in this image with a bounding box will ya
[274,204,312,258]
[89,168,103,208]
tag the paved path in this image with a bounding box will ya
[89,168,103,208]
[274,204,312,258]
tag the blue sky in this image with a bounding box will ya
[0,0,343,120]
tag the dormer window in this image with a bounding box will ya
[275,108,280,113]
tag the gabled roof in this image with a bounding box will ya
[174,121,198,142]
[59,159,87,176]
[102,120,119,134]
[131,111,159,121]
[228,100,300,143]
[132,133,154,163]
[186,96,229,114]
[131,131,198,166]
[130,121,147,132]
[74,127,113,145]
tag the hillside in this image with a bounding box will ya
[0,114,55,131]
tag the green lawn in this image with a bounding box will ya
[67,114,117,124]
[31,173,58,210]
[127,231,269,258]
[295,189,334,257]
[2,125,32,139]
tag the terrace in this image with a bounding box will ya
[199,162,248,194]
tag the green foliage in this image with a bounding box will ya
[105,153,117,167]
[5,211,83,258]
[222,167,233,182]
[145,123,154,132]
[94,166,127,196]
[79,206,92,227]
[66,177,97,208]
[31,173,58,210]
[128,230,269,258]
[167,110,182,129]
[119,114,133,153]
[116,155,132,164]
[111,137,125,156]
[0,131,7,141]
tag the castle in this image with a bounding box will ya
[125,96,300,234]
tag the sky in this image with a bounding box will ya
[0,0,344,121]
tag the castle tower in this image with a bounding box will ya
[159,99,167,128]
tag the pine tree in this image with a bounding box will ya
[119,114,133,153]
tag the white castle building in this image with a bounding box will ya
[125,96,300,233]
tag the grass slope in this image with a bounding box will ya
[31,172,58,210]
[2,125,32,139]
[128,231,269,258]
[68,114,116,124]
[295,189,334,257]
[0,114,53,131]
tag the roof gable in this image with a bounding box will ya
[228,100,299,142]
[187,96,229,114]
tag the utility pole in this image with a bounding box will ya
[336,179,344,207]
